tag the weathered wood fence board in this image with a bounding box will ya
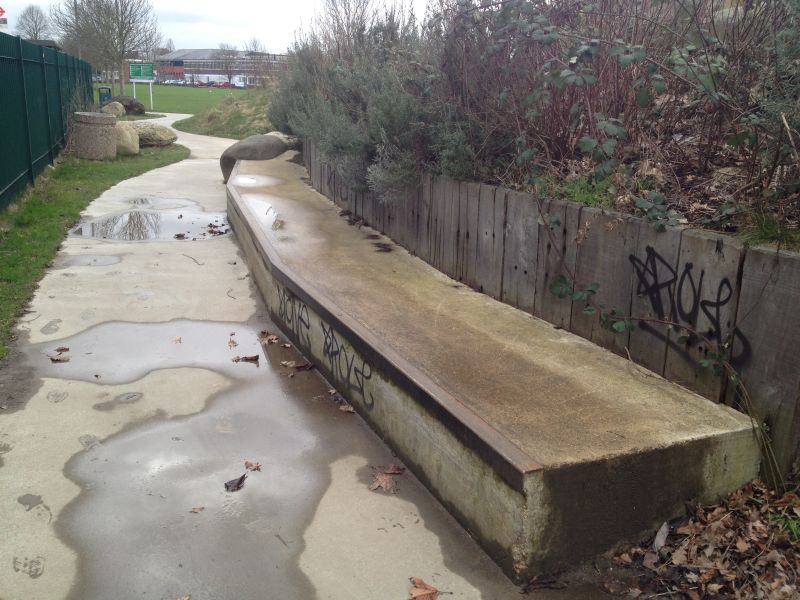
[732,247,800,469]
[476,185,507,299]
[569,209,640,357]
[300,141,800,470]
[626,225,684,376]
[501,191,540,314]
[662,230,745,401]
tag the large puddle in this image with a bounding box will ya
[70,209,229,241]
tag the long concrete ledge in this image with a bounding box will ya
[226,154,760,581]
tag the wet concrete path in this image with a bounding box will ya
[0,116,585,600]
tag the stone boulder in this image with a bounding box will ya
[115,122,139,155]
[107,95,145,115]
[130,121,177,147]
[100,101,125,118]
[220,134,287,182]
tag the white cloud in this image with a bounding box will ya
[1,0,429,53]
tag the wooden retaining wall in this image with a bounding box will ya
[301,141,800,473]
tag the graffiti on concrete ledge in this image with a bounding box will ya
[320,321,375,409]
[276,284,311,348]
[629,246,751,367]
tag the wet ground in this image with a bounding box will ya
[0,116,608,599]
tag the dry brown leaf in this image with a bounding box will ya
[408,577,439,600]
[266,335,279,344]
[280,360,296,368]
[244,460,262,471]
[228,338,238,349]
[369,472,398,494]
[49,355,70,363]
[55,346,69,353]
[339,403,355,413]
[735,537,751,553]
[380,464,406,475]
[232,355,259,365]
[642,552,659,571]
[327,389,337,396]
[189,506,204,513]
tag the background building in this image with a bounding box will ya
[155,49,287,86]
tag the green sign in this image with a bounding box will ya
[129,63,154,80]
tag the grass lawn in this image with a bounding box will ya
[173,88,272,139]
[0,145,190,360]
[93,83,247,114]
[120,113,166,121]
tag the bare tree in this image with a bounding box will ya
[16,5,52,40]
[51,1,85,58]
[244,37,265,54]
[217,43,238,83]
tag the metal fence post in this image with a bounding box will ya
[16,37,34,184]
[40,47,55,162]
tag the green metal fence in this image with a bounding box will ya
[0,31,93,209]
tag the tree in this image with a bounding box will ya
[50,1,85,58]
[217,43,238,83]
[52,0,161,94]
[16,5,52,40]
[244,37,265,54]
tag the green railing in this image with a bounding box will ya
[0,31,93,209]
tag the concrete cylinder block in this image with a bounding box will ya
[72,112,117,160]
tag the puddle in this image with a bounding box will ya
[126,197,194,209]
[230,174,284,188]
[53,255,122,269]
[70,209,229,242]
[241,194,284,231]
[28,320,270,385]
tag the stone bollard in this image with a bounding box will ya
[72,112,117,160]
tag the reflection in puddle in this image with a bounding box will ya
[70,209,229,241]
[230,174,284,188]
[126,197,194,209]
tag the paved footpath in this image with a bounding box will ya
[0,117,604,599]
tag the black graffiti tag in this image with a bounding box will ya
[629,246,751,367]
[320,321,375,409]
[276,285,311,349]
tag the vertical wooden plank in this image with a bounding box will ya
[460,182,481,287]
[733,247,800,472]
[534,199,580,329]
[438,178,460,278]
[417,174,433,262]
[475,186,507,299]
[405,181,420,256]
[569,208,640,357]
[663,229,745,400]
[627,224,683,376]
[501,190,540,314]
[429,176,447,270]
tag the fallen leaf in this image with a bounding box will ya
[735,537,751,553]
[380,464,406,475]
[280,360,296,368]
[409,577,439,600]
[266,335,279,344]
[189,507,204,513]
[339,403,355,413]
[369,472,398,493]
[244,460,262,471]
[173,337,182,344]
[224,473,247,492]
[281,343,292,348]
[228,338,238,349]
[49,355,70,363]
[294,362,314,371]
[174,233,187,240]
[653,521,669,552]
[328,389,337,396]
[232,355,260,365]
[55,346,69,353]
[642,551,659,571]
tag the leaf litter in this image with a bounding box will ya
[603,480,800,598]
[408,577,449,599]
[224,473,247,492]
[369,464,407,493]
[244,460,261,471]
[231,355,259,366]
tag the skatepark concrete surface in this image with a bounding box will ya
[0,115,608,599]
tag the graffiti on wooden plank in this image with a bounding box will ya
[629,246,751,367]
[320,321,375,409]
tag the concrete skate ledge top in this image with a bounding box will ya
[226,155,757,493]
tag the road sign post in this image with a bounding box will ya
[129,63,155,111]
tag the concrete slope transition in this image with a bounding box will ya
[227,153,761,581]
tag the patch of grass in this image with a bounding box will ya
[539,175,614,208]
[172,89,273,139]
[93,83,247,114]
[0,145,190,360]
[739,213,800,251]
[120,113,166,121]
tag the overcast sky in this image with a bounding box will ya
[0,0,429,53]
